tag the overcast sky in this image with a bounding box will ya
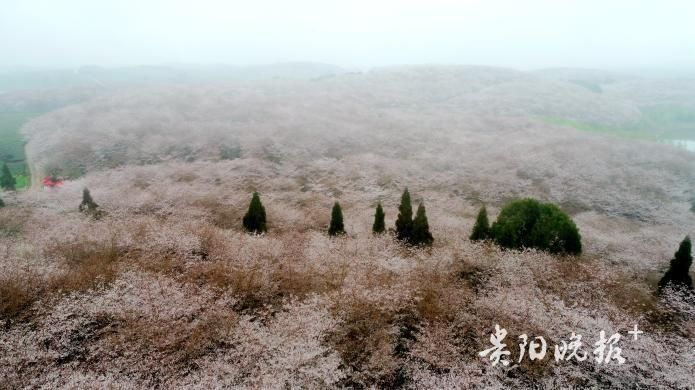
[2,0,694,69]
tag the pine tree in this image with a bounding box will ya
[328,202,345,236]
[372,202,385,234]
[659,236,693,292]
[242,192,267,234]
[470,206,491,241]
[395,188,413,242]
[411,202,434,246]
[0,163,16,191]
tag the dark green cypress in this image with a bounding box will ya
[411,202,434,246]
[395,188,413,242]
[372,202,385,234]
[328,202,345,236]
[0,163,16,191]
[659,236,693,292]
[242,192,267,234]
[470,206,491,241]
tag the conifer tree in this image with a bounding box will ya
[0,196,4,208]
[242,192,267,234]
[79,188,103,219]
[411,202,434,246]
[0,163,16,191]
[328,202,345,236]
[470,206,491,241]
[395,188,413,242]
[372,202,385,234]
[659,236,693,292]
[79,188,99,213]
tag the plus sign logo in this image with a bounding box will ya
[627,325,643,341]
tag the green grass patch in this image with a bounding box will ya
[544,104,695,144]
[637,105,695,139]
[0,112,43,189]
[14,175,28,189]
[569,80,602,93]
[543,117,651,139]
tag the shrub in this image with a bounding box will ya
[491,198,582,254]
[200,198,240,229]
[242,192,267,234]
[469,206,491,241]
[328,297,398,386]
[328,202,346,236]
[372,202,385,234]
[0,207,27,236]
[219,143,242,160]
[0,163,16,191]
[79,188,103,219]
[48,239,122,293]
[79,188,98,210]
[410,203,433,246]
[395,188,413,242]
[0,276,36,320]
[658,236,693,292]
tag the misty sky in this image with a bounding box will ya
[2,0,694,69]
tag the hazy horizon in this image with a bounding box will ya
[2,0,694,70]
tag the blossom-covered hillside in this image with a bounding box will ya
[1,66,694,389]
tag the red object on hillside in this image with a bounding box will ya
[42,176,64,188]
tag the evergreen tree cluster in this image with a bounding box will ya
[240,189,433,246]
[659,236,693,292]
[394,188,433,246]
[1,163,16,191]
[67,187,695,294]
[470,198,582,255]
[69,187,694,302]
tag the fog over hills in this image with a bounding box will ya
[2,0,695,387]
[20,65,695,224]
[1,63,694,388]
